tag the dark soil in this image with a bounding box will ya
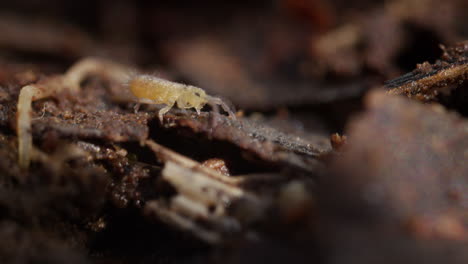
[0,1,467,263]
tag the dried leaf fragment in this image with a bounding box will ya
[386,41,468,103]
[144,140,265,243]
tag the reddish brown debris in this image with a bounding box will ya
[160,111,330,173]
[201,158,231,176]
[330,133,347,151]
[328,90,468,240]
[0,1,467,263]
[33,110,149,142]
[386,41,468,102]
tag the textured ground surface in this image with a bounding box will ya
[0,1,467,263]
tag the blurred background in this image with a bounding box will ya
[0,2,467,264]
[0,0,467,129]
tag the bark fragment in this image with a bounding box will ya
[386,41,468,106]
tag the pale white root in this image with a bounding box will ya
[30,143,88,176]
[17,57,130,169]
[144,140,264,243]
[63,57,130,91]
[18,78,67,168]
[17,57,235,169]
[17,84,54,168]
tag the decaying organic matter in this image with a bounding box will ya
[17,58,130,168]
[144,140,265,243]
[0,1,468,264]
[0,53,332,259]
[328,90,468,239]
[317,90,468,264]
[386,42,468,105]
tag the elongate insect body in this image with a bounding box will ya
[16,57,236,170]
[129,75,235,122]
